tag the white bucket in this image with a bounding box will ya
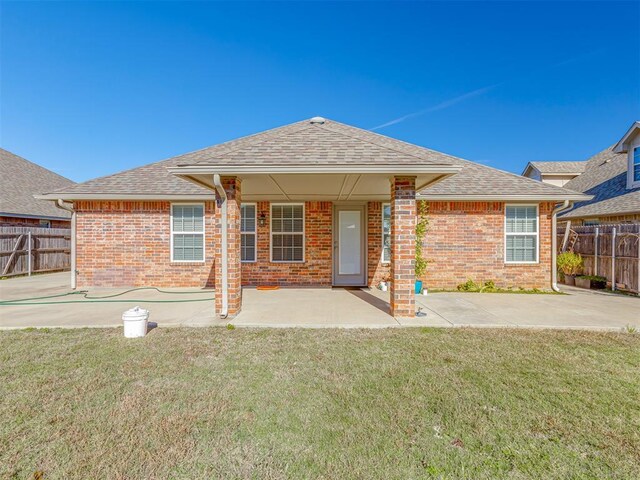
[122,306,149,338]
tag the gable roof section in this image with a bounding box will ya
[560,146,640,219]
[39,118,588,201]
[0,148,75,219]
[523,161,587,175]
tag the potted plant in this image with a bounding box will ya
[575,275,607,290]
[557,252,583,286]
[415,201,429,294]
[379,274,391,292]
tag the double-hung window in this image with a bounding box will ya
[382,203,391,263]
[633,147,640,183]
[171,204,204,262]
[505,205,538,263]
[271,204,304,262]
[241,203,257,262]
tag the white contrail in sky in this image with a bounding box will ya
[370,49,604,131]
[370,84,500,130]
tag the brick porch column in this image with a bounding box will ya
[390,176,416,318]
[215,176,242,318]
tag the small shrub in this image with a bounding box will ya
[623,324,637,334]
[457,279,481,292]
[482,280,497,292]
[226,324,235,330]
[557,252,583,276]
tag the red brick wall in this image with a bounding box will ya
[367,202,390,287]
[75,201,216,288]
[214,177,242,316]
[73,199,554,291]
[241,201,333,286]
[390,177,417,318]
[0,216,70,228]
[423,201,553,290]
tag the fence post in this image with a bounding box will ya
[27,231,32,276]
[611,226,616,292]
[594,227,598,276]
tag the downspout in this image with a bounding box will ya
[213,174,228,319]
[551,200,573,292]
[55,199,76,290]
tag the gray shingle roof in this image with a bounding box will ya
[42,118,587,200]
[560,146,640,219]
[528,161,587,174]
[0,148,75,219]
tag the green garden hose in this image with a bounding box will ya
[0,287,214,306]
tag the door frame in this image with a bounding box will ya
[332,202,368,286]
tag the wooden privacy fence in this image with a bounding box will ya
[0,226,71,277]
[558,224,640,294]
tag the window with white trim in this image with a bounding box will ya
[382,203,391,263]
[241,203,257,262]
[505,205,538,263]
[634,147,640,182]
[171,204,204,262]
[271,204,304,262]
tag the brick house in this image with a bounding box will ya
[1,148,74,228]
[37,118,588,318]
[521,121,640,227]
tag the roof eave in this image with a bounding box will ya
[34,193,216,201]
[416,194,592,201]
[613,121,640,153]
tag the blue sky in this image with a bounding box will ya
[1,1,638,183]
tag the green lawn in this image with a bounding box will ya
[1,328,638,479]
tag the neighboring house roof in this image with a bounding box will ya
[560,146,640,219]
[522,161,587,176]
[0,148,75,220]
[39,118,587,201]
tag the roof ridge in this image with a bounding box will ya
[203,122,313,160]
[314,121,448,164]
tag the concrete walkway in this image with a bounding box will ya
[1,273,638,330]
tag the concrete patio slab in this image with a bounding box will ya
[0,273,216,329]
[1,273,638,331]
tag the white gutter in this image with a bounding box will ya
[212,174,228,319]
[55,199,76,290]
[551,200,573,293]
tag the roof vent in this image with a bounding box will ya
[310,116,325,124]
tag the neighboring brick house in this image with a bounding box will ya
[37,117,587,318]
[522,121,640,226]
[0,148,74,228]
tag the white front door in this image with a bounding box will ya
[333,204,366,286]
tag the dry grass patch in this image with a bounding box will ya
[1,327,639,479]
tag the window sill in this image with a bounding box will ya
[270,261,305,264]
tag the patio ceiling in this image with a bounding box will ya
[169,166,459,201]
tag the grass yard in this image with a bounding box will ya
[1,328,639,479]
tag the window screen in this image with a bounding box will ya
[241,204,257,262]
[382,203,391,262]
[505,205,538,263]
[271,204,304,262]
[172,204,204,262]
